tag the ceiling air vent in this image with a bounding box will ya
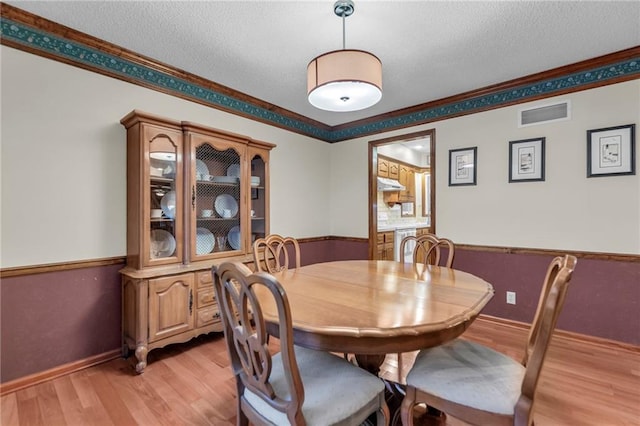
[519,101,570,127]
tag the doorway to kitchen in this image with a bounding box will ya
[368,129,436,260]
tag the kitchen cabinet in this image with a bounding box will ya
[399,165,416,203]
[417,227,432,237]
[379,157,402,205]
[388,161,400,180]
[119,110,274,373]
[414,227,433,263]
[379,157,400,180]
[376,231,395,260]
[377,158,389,177]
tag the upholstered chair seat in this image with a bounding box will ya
[405,340,526,416]
[212,261,389,426]
[245,345,387,425]
[400,255,577,426]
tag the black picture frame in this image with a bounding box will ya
[448,147,477,186]
[587,124,635,177]
[251,187,259,200]
[509,137,545,182]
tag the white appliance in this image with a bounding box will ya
[394,227,417,263]
[377,176,405,192]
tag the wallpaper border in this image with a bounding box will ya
[1,9,639,142]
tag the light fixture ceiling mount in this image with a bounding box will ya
[307,0,382,112]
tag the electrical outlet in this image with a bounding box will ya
[506,291,516,305]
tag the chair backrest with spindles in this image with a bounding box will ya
[253,234,301,273]
[516,254,577,424]
[212,261,305,425]
[400,234,455,267]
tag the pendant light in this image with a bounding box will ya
[307,0,382,112]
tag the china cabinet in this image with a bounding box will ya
[120,110,274,373]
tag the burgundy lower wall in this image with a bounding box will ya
[0,264,122,383]
[299,238,369,266]
[453,248,640,345]
[1,239,637,384]
[299,240,639,344]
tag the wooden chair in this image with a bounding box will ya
[397,233,456,381]
[212,261,390,426]
[400,255,577,426]
[399,233,455,267]
[253,234,301,273]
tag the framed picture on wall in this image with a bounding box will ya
[509,137,545,182]
[587,124,635,177]
[449,147,477,186]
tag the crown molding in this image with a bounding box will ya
[2,3,639,143]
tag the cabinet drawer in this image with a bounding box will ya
[197,287,216,308]
[196,304,221,328]
[196,270,213,289]
[381,231,394,243]
[377,233,385,245]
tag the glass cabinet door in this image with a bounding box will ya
[146,127,182,266]
[190,140,244,260]
[249,153,267,245]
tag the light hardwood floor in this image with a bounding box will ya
[2,317,639,425]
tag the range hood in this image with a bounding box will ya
[377,176,405,192]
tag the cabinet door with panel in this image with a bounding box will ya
[377,158,389,177]
[248,142,271,246]
[407,168,416,200]
[184,125,247,260]
[399,164,416,202]
[376,232,395,260]
[388,161,400,180]
[122,112,184,269]
[148,273,195,343]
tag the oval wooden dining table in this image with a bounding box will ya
[257,259,495,375]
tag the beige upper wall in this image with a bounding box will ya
[1,46,639,268]
[436,83,639,253]
[0,46,330,268]
[330,80,640,254]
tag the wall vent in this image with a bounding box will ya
[518,101,570,127]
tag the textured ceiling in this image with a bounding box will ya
[4,1,640,127]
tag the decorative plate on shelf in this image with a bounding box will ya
[161,163,176,178]
[196,159,209,180]
[196,227,215,255]
[160,190,176,219]
[226,163,241,177]
[228,226,241,250]
[211,176,238,184]
[150,229,176,259]
[214,194,238,218]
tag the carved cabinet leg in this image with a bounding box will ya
[121,343,130,358]
[134,344,148,374]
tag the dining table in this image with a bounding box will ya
[258,259,495,375]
